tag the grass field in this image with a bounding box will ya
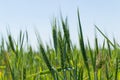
[0,10,120,80]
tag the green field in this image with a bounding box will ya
[0,11,120,80]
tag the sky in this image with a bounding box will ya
[0,0,120,49]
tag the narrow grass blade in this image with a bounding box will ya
[79,67,84,80]
[52,19,58,55]
[115,58,118,80]
[77,9,91,80]
[61,17,71,52]
[35,30,56,79]
[19,31,25,51]
[95,25,115,48]
[39,43,56,79]
[58,29,64,68]
[105,63,109,80]
[95,34,99,55]
[23,67,26,80]
[77,9,88,66]
[8,35,15,52]
[26,30,28,43]
[107,40,112,58]
[88,40,94,69]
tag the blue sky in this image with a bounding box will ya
[0,0,120,49]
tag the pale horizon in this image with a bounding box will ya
[0,0,120,49]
